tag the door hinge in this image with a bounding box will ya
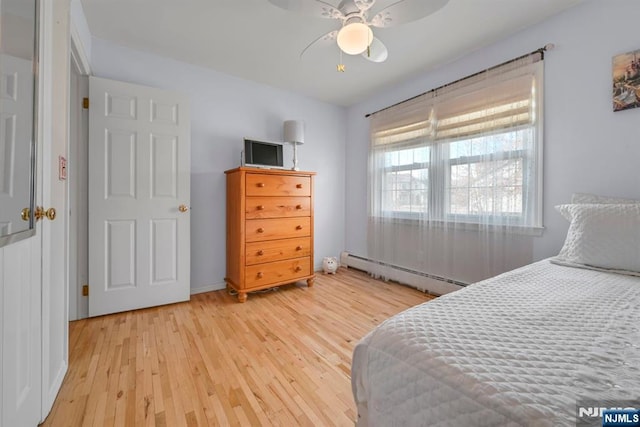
[82,97,89,109]
[82,284,89,296]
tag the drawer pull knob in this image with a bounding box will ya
[257,228,264,233]
[296,246,303,251]
[295,204,303,210]
[257,250,264,256]
[296,225,303,230]
[257,272,264,278]
[257,183,265,188]
[295,266,302,272]
[296,184,303,189]
[257,205,265,210]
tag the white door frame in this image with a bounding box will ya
[68,24,90,321]
[40,0,72,419]
[38,0,56,419]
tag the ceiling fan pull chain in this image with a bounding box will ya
[337,50,345,72]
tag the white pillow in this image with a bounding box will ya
[555,203,640,273]
[571,192,640,204]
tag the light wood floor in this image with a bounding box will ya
[41,268,434,427]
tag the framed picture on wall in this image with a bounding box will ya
[612,48,640,112]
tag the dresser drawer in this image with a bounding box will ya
[245,257,311,287]
[246,173,311,197]
[246,237,311,265]
[245,197,310,219]
[245,217,311,242]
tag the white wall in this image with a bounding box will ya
[91,38,347,293]
[345,0,640,278]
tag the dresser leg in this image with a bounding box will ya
[306,277,315,288]
[238,292,248,303]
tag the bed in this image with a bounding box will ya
[352,196,640,426]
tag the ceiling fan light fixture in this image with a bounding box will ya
[336,22,372,55]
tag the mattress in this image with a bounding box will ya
[351,259,640,426]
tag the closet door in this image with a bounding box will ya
[1,238,42,427]
[1,1,45,424]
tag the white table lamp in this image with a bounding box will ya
[283,120,305,171]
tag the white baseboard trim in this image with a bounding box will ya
[190,282,226,295]
[340,251,466,296]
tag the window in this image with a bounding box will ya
[370,53,543,229]
[446,129,530,221]
[381,146,429,214]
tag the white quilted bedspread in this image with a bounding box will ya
[351,259,640,426]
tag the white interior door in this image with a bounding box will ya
[0,55,33,236]
[0,42,41,427]
[89,76,191,317]
[1,238,41,427]
[2,0,69,424]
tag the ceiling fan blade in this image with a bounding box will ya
[267,0,344,20]
[300,30,339,58]
[369,0,449,28]
[354,0,376,13]
[362,37,388,62]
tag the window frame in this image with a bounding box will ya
[377,142,531,222]
[379,159,430,218]
[443,149,529,224]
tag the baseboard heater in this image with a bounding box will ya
[340,252,467,296]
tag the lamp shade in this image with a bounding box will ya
[337,22,373,55]
[283,120,305,144]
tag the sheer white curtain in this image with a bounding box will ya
[368,53,544,284]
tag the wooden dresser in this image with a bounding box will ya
[225,167,315,302]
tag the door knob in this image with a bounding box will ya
[178,204,189,213]
[21,208,31,221]
[33,207,56,221]
[45,208,56,221]
[34,206,44,221]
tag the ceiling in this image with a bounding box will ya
[80,0,584,106]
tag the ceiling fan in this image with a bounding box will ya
[267,0,449,70]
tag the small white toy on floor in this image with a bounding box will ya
[322,256,339,274]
